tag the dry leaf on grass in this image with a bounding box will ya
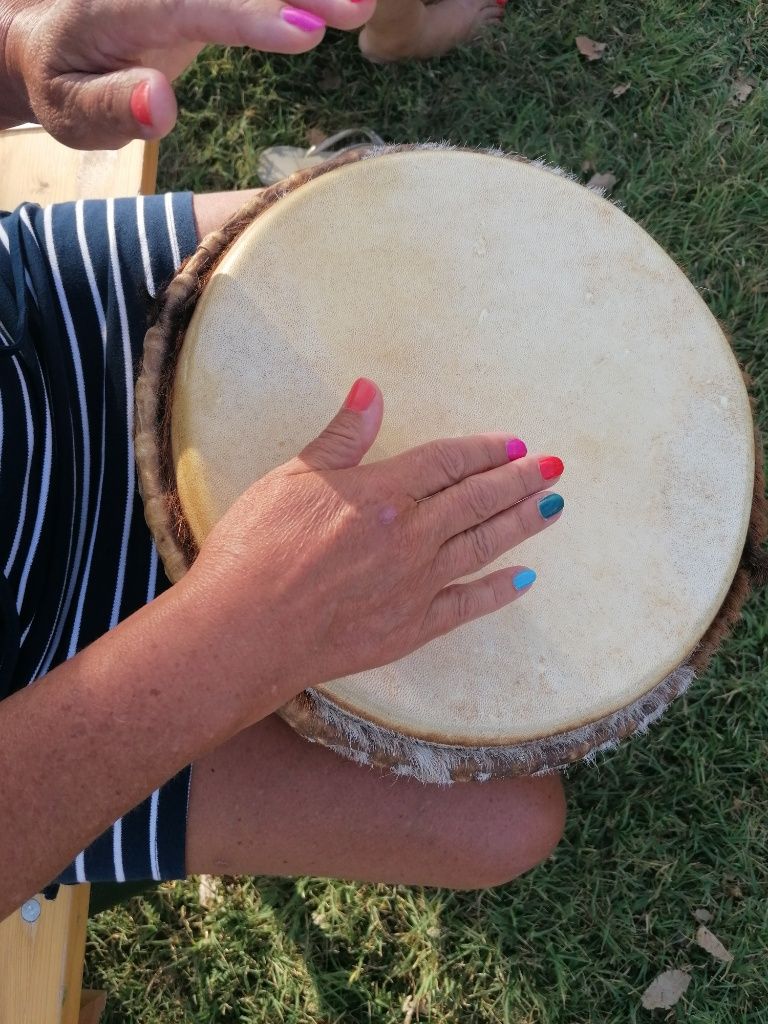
[198,874,219,910]
[402,995,426,1024]
[724,879,744,899]
[586,171,618,192]
[641,970,691,1010]
[731,76,755,104]
[693,907,713,923]
[576,35,607,61]
[696,925,734,963]
[612,82,631,97]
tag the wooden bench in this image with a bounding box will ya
[0,125,157,207]
[0,124,159,1024]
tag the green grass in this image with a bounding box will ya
[87,2,767,1020]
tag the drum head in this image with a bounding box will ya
[171,148,753,746]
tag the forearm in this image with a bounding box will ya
[0,578,282,918]
[0,188,265,915]
[192,189,263,238]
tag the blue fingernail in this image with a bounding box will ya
[539,493,564,519]
[513,568,537,590]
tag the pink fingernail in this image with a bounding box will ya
[344,377,377,412]
[130,81,153,127]
[281,6,326,30]
[506,438,527,461]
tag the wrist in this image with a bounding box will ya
[173,564,313,728]
[191,190,264,241]
[0,4,34,128]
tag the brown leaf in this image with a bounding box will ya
[581,159,595,173]
[696,925,734,963]
[402,996,417,1024]
[612,82,631,97]
[307,128,328,148]
[586,171,618,192]
[641,970,691,1010]
[731,76,755,104]
[198,874,219,910]
[576,35,607,61]
[402,995,426,1024]
[693,907,713,923]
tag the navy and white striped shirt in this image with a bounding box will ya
[0,194,198,883]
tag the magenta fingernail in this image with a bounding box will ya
[281,6,326,30]
[506,438,527,461]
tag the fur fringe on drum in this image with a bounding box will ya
[278,666,696,784]
[136,144,768,782]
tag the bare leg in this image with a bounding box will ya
[359,0,504,63]
[186,715,565,890]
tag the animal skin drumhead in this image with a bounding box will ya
[171,148,753,746]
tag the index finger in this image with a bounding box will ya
[381,434,528,500]
[90,0,370,49]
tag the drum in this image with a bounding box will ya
[136,146,767,783]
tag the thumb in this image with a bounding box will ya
[39,69,177,150]
[294,379,384,472]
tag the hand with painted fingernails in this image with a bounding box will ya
[0,0,374,149]
[186,378,565,706]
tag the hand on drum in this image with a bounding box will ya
[0,0,375,147]
[188,377,565,700]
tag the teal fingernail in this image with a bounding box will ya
[513,569,537,590]
[539,493,564,519]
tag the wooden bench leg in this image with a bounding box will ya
[0,885,92,1024]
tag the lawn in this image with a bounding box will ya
[86,2,767,1020]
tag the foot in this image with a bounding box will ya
[359,0,505,63]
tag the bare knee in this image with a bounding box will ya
[433,774,566,891]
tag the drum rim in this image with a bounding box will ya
[136,144,768,779]
[276,669,696,782]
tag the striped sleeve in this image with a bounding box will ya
[0,193,198,696]
[2,193,199,886]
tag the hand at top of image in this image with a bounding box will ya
[0,0,376,148]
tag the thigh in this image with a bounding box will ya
[185,714,565,890]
